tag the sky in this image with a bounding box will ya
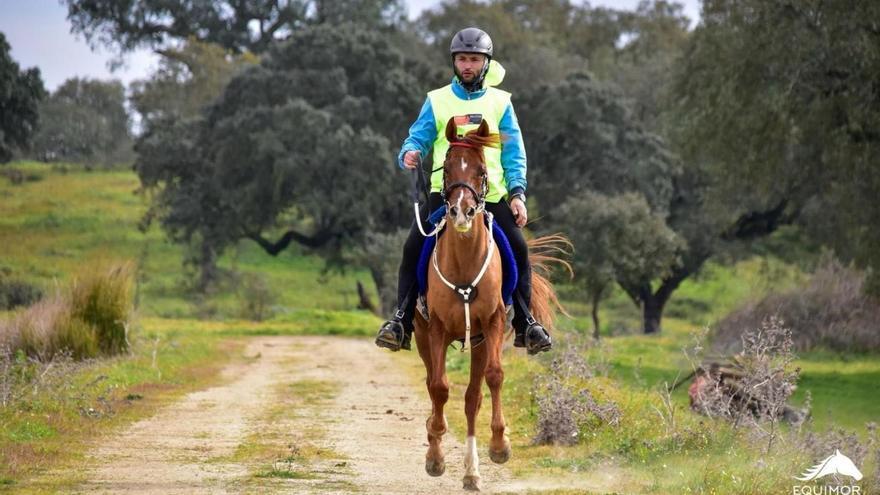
[1,0,701,92]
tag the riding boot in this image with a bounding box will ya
[375,308,413,352]
[512,292,552,355]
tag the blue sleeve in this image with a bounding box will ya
[398,98,437,169]
[499,102,527,194]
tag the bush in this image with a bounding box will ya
[0,262,133,360]
[0,279,43,310]
[68,262,133,355]
[237,272,278,321]
[532,344,621,446]
[713,258,880,352]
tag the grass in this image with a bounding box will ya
[2,161,878,493]
[0,318,246,490]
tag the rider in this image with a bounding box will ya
[374,27,552,355]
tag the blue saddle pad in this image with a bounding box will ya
[416,206,517,306]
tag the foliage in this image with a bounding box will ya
[668,0,880,291]
[31,78,133,165]
[63,0,407,56]
[130,39,259,131]
[136,24,438,301]
[0,278,42,311]
[237,273,278,322]
[558,191,683,337]
[0,33,46,163]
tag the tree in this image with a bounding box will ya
[130,39,258,130]
[520,73,683,333]
[559,192,683,338]
[31,78,133,165]
[667,0,880,291]
[0,32,46,163]
[64,0,406,56]
[522,72,785,334]
[136,24,440,298]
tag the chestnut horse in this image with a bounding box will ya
[414,117,562,491]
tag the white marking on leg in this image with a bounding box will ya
[464,435,480,477]
[461,157,468,171]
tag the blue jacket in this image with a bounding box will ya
[398,77,527,197]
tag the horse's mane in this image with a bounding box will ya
[460,128,501,149]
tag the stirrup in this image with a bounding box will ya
[514,317,552,355]
[375,311,411,352]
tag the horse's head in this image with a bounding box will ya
[442,117,500,233]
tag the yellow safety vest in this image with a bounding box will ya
[427,85,511,203]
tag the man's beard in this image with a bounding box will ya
[454,61,488,92]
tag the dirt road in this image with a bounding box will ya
[71,336,532,494]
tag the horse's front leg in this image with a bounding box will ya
[485,307,511,464]
[425,318,450,477]
[463,332,488,491]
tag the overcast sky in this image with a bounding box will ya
[1,0,701,91]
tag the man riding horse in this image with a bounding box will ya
[375,27,552,355]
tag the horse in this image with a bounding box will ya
[414,116,565,491]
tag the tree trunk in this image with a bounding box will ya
[196,240,218,293]
[591,290,601,340]
[356,280,377,314]
[368,266,394,317]
[642,295,664,334]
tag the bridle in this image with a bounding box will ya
[441,141,489,212]
[432,139,495,352]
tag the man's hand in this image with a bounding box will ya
[402,150,420,169]
[510,196,528,227]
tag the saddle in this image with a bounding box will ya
[414,206,517,344]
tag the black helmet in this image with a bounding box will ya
[450,27,493,58]
[450,28,493,92]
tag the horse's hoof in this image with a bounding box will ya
[463,475,481,491]
[425,458,446,477]
[489,446,511,464]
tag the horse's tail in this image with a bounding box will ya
[527,234,573,331]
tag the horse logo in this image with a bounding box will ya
[795,449,863,481]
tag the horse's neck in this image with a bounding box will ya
[438,214,490,274]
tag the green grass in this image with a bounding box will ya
[0,161,379,321]
[2,161,878,493]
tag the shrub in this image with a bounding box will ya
[68,262,133,355]
[0,262,133,360]
[532,344,621,446]
[0,279,43,310]
[237,272,278,321]
[713,258,880,352]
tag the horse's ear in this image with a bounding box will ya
[476,119,490,138]
[445,117,458,143]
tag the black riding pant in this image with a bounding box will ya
[395,192,533,332]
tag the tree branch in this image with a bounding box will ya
[720,199,795,241]
[246,228,333,255]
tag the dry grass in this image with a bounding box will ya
[713,258,880,352]
[0,262,133,361]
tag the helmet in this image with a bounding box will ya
[450,28,493,92]
[450,27,493,58]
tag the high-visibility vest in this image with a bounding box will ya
[427,85,511,203]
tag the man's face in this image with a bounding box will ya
[454,53,487,83]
